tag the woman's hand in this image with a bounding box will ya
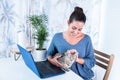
[48,55,63,67]
[67,49,78,54]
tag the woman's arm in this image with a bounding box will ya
[81,37,96,69]
[76,36,96,68]
[48,55,63,67]
[47,34,63,67]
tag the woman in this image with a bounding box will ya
[47,6,96,80]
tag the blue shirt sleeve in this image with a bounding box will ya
[84,37,96,69]
[46,34,57,57]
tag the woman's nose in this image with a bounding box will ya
[74,30,78,34]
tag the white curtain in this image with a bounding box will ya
[0,0,102,58]
[0,0,31,58]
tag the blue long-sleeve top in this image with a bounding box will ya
[47,32,96,80]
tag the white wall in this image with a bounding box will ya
[98,0,120,80]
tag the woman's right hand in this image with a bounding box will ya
[48,55,63,67]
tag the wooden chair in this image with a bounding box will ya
[94,49,114,80]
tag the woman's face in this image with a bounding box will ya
[68,20,85,37]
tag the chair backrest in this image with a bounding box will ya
[94,49,114,80]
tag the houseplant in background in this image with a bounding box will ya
[29,14,48,61]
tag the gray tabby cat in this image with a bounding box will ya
[54,50,78,71]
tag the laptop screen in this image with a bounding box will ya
[17,44,40,77]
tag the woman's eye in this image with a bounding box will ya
[72,27,76,30]
[78,29,82,31]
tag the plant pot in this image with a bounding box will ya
[32,49,47,62]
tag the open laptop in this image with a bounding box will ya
[17,44,65,78]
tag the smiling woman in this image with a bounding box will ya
[47,7,96,80]
[63,7,86,45]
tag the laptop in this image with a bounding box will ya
[17,44,65,78]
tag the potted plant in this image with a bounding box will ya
[29,14,48,61]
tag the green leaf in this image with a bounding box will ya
[29,14,48,50]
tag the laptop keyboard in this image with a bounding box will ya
[35,60,64,77]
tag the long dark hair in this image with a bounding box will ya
[69,7,86,23]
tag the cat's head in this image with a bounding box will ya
[65,50,77,61]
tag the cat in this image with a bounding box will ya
[54,50,78,71]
